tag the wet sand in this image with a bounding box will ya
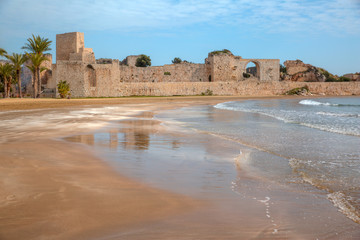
[71,110,359,239]
[0,97,243,240]
[1,96,359,239]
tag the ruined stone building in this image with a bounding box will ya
[33,32,283,97]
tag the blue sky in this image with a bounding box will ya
[0,0,359,75]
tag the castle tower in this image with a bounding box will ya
[56,32,95,64]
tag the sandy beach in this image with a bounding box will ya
[0,96,241,239]
[0,96,359,239]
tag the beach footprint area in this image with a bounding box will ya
[0,97,359,239]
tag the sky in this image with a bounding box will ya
[0,0,359,75]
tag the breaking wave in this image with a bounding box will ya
[299,99,337,106]
[214,100,360,136]
[299,99,360,107]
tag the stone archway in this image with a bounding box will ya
[244,61,260,79]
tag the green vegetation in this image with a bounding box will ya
[0,48,7,56]
[172,57,182,64]
[164,71,171,75]
[6,53,28,98]
[243,72,250,78]
[285,85,309,95]
[135,55,151,67]
[0,63,14,98]
[338,76,351,82]
[325,75,351,82]
[23,34,52,98]
[280,64,287,73]
[26,53,50,98]
[318,68,342,82]
[209,49,232,56]
[201,89,213,96]
[57,80,70,98]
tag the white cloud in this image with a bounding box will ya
[0,0,359,34]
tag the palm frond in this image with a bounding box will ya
[22,34,52,54]
[0,48,7,56]
[6,53,28,70]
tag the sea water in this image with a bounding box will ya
[156,97,360,224]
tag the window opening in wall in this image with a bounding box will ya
[245,61,260,79]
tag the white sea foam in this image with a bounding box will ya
[316,111,359,118]
[328,192,360,224]
[215,100,360,137]
[299,99,336,106]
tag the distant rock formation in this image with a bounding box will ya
[282,60,327,82]
[281,60,358,82]
[343,73,360,81]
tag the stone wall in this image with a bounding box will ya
[207,53,280,82]
[116,81,360,97]
[86,61,121,97]
[52,32,288,98]
[54,62,86,97]
[119,63,207,83]
[123,55,141,67]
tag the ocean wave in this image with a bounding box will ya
[299,99,337,106]
[290,158,360,224]
[215,101,360,137]
[299,122,360,136]
[299,99,360,107]
[316,111,360,118]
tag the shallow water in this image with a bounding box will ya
[156,97,360,224]
[64,97,360,239]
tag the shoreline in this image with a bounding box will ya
[1,94,358,111]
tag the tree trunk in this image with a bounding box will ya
[37,67,41,98]
[4,77,8,98]
[33,72,37,99]
[6,79,11,98]
[17,69,22,98]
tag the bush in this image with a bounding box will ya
[326,76,351,82]
[243,72,250,78]
[339,76,351,82]
[57,80,70,98]
[285,86,309,95]
[325,77,338,82]
[201,89,213,96]
[135,55,151,67]
[164,72,171,75]
[172,57,182,64]
[280,64,287,73]
[209,49,232,56]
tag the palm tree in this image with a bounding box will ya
[22,34,52,98]
[22,34,52,54]
[0,48,7,56]
[6,53,28,98]
[26,53,49,98]
[0,63,14,98]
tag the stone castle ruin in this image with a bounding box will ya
[43,32,280,97]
